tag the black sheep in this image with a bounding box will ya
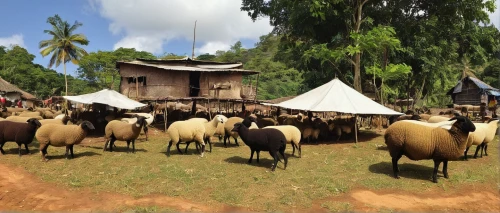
[231,122,288,171]
[0,118,41,156]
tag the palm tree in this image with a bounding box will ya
[39,14,89,96]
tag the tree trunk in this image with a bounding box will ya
[64,62,68,96]
[352,0,368,92]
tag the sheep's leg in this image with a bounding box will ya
[109,138,116,152]
[200,144,205,157]
[248,149,255,164]
[166,141,172,157]
[0,142,5,154]
[292,143,296,156]
[279,148,287,170]
[432,160,442,183]
[223,136,228,148]
[463,147,470,161]
[39,144,48,162]
[17,144,22,157]
[391,154,402,179]
[65,146,71,159]
[103,139,109,151]
[184,142,191,154]
[298,144,302,158]
[234,137,239,146]
[473,143,483,158]
[484,144,488,156]
[270,151,278,172]
[144,126,149,141]
[132,140,136,153]
[256,151,260,163]
[176,143,183,154]
[442,160,449,179]
[126,140,131,153]
[206,138,212,153]
[69,145,75,158]
[24,143,30,155]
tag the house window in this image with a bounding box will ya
[127,76,147,86]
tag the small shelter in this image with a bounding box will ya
[271,78,403,142]
[447,76,500,105]
[116,58,260,101]
[0,77,23,103]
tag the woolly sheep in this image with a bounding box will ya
[18,111,42,117]
[0,118,41,156]
[39,116,71,126]
[103,116,147,153]
[165,119,206,157]
[264,125,302,158]
[186,115,226,153]
[36,121,95,161]
[231,122,288,171]
[472,119,499,158]
[385,116,476,183]
[223,117,244,147]
[120,114,153,141]
[5,116,43,122]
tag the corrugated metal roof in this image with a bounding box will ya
[118,60,259,74]
[448,76,500,96]
[468,77,496,90]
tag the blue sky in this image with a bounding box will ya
[0,0,499,77]
[0,0,273,76]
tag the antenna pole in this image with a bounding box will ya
[192,20,197,59]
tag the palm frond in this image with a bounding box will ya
[40,45,58,57]
[48,49,60,68]
[68,34,89,45]
[68,21,83,34]
[39,39,55,49]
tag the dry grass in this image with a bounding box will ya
[0,129,498,212]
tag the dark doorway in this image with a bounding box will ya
[189,72,201,97]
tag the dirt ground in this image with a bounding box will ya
[1,162,499,212]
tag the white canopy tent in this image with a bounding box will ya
[272,78,403,142]
[63,89,146,110]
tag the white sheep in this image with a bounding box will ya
[166,119,206,157]
[103,116,148,153]
[472,119,499,158]
[186,115,226,153]
[264,125,302,157]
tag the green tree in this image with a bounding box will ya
[77,48,156,91]
[196,53,216,61]
[39,14,89,96]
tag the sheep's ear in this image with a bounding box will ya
[449,117,457,121]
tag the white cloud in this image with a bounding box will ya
[196,41,232,55]
[489,0,500,29]
[0,34,25,48]
[90,0,273,54]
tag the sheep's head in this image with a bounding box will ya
[0,107,6,112]
[231,122,245,132]
[242,116,257,128]
[80,121,95,131]
[214,115,225,124]
[26,118,41,128]
[136,116,147,128]
[410,114,421,121]
[449,116,475,133]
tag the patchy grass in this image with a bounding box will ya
[0,129,498,211]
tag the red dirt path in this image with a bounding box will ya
[1,162,499,212]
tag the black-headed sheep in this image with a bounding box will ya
[385,116,476,183]
[103,116,147,153]
[36,121,95,161]
[165,119,206,157]
[0,118,41,156]
[231,122,288,171]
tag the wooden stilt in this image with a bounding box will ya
[164,100,168,132]
[207,99,212,120]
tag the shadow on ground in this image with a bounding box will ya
[369,161,442,181]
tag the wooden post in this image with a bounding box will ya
[207,99,212,120]
[192,20,197,59]
[218,98,220,113]
[164,100,167,132]
[253,74,260,112]
[135,75,139,100]
[354,114,358,143]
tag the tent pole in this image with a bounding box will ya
[355,114,358,143]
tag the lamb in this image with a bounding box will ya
[165,119,206,157]
[103,116,147,153]
[231,122,288,171]
[263,125,302,158]
[0,118,41,156]
[472,119,499,158]
[385,116,476,183]
[35,121,95,161]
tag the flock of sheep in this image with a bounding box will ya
[0,103,497,183]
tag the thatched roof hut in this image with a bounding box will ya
[116,58,260,101]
